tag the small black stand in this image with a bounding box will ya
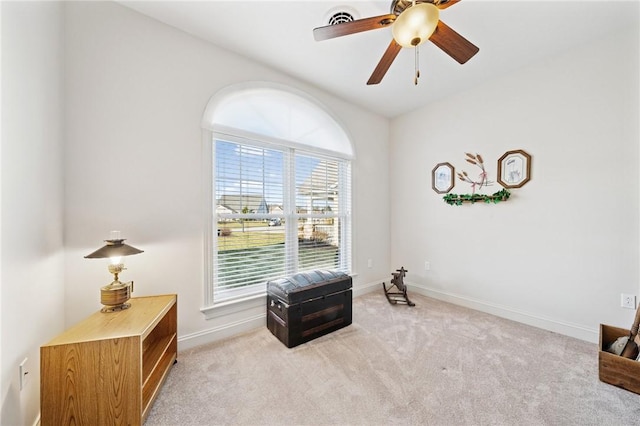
[382,267,415,306]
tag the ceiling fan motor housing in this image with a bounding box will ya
[391,0,442,15]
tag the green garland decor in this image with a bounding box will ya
[443,188,511,206]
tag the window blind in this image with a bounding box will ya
[213,137,351,301]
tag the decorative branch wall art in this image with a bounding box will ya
[434,149,531,205]
[441,152,509,206]
[457,153,493,194]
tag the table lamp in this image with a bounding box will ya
[85,231,144,313]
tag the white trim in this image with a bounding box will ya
[180,278,382,351]
[200,292,266,320]
[178,312,266,351]
[179,277,598,352]
[213,125,354,160]
[201,81,355,159]
[407,282,599,343]
[338,162,352,272]
[201,129,214,309]
[206,139,352,307]
[352,281,381,298]
[202,82,355,312]
[284,148,297,274]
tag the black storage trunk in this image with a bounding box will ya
[266,270,352,348]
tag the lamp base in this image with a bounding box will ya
[100,280,133,313]
[100,302,131,313]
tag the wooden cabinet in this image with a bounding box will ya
[40,294,177,425]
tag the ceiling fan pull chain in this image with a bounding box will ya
[414,46,420,85]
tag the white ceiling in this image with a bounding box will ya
[118,0,639,118]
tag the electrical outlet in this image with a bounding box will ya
[424,261,430,271]
[19,358,28,390]
[621,294,636,309]
[367,259,372,268]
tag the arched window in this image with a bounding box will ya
[202,82,353,308]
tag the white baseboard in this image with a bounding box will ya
[178,313,265,351]
[178,278,598,350]
[408,283,599,344]
[178,277,386,350]
[353,279,382,297]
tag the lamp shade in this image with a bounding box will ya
[392,3,440,48]
[84,239,144,259]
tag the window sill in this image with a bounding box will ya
[202,272,357,320]
[201,292,267,320]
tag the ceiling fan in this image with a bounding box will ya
[313,0,479,85]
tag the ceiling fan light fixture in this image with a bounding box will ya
[392,3,440,48]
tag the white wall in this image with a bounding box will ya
[1,3,3,418]
[390,26,640,343]
[63,2,390,348]
[7,2,632,423]
[1,2,65,425]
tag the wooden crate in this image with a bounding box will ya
[599,324,640,394]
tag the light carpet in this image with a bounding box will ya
[145,291,640,425]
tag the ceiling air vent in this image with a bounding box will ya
[328,11,354,26]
